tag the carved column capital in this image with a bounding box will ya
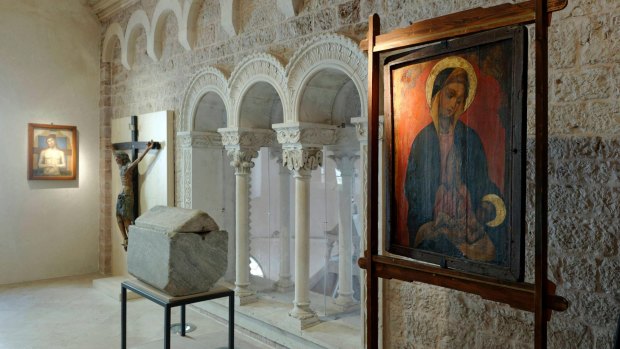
[351,116,384,143]
[227,149,259,175]
[270,147,292,175]
[328,151,359,177]
[273,122,337,148]
[282,147,323,173]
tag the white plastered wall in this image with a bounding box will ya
[0,0,100,284]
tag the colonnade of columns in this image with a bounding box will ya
[215,122,367,329]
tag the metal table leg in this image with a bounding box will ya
[121,286,127,349]
[229,293,234,349]
[181,305,186,336]
[164,305,171,349]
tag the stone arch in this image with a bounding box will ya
[102,22,124,64]
[180,67,230,132]
[180,0,201,51]
[102,0,199,69]
[218,0,240,37]
[178,66,235,282]
[123,10,150,69]
[148,0,183,61]
[286,34,368,124]
[228,53,289,128]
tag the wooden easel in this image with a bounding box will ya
[359,1,569,348]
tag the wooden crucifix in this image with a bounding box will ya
[112,115,161,251]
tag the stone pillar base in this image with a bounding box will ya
[334,295,358,312]
[235,293,258,306]
[275,279,294,292]
[289,305,320,330]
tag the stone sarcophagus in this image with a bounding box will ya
[127,206,228,296]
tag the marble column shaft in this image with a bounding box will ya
[332,153,358,307]
[277,164,293,290]
[283,147,322,327]
[228,149,258,300]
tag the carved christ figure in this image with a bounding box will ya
[114,141,154,251]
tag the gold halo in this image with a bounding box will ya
[425,56,477,112]
[482,194,506,228]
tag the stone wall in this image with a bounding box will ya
[100,0,619,347]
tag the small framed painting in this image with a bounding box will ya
[384,26,526,281]
[28,123,78,180]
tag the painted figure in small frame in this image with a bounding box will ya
[28,123,77,180]
[385,26,526,280]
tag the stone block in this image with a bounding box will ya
[549,314,594,349]
[551,159,613,185]
[127,206,228,296]
[314,9,336,32]
[560,255,598,292]
[338,0,360,26]
[549,18,583,69]
[291,15,313,36]
[599,258,620,297]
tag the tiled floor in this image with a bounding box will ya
[0,274,270,349]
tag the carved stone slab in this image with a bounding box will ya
[127,206,228,296]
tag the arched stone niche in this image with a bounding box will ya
[180,67,230,132]
[101,0,200,69]
[286,33,368,125]
[228,52,289,128]
[177,66,230,210]
[282,33,368,319]
[177,66,235,281]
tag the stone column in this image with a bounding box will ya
[273,121,338,330]
[272,150,293,291]
[228,148,258,304]
[330,151,359,309]
[284,147,322,329]
[219,127,276,305]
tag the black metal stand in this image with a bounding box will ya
[121,280,235,349]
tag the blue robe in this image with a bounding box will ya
[404,121,505,262]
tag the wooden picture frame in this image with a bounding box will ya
[28,123,78,180]
[384,26,526,281]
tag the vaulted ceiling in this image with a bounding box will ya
[87,0,138,21]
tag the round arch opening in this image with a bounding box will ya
[194,91,227,131]
[298,68,361,126]
[239,82,283,128]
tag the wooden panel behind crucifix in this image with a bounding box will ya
[112,115,161,251]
